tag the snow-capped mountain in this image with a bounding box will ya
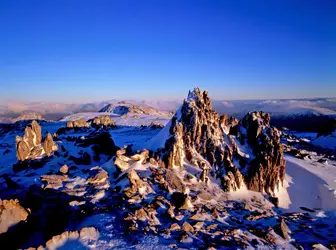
[1,97,335,124]
[99,101,173,117]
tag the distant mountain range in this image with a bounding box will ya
[1,97,335,126]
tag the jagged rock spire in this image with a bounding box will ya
[154,88,285,195]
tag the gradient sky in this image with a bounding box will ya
[0,0,335,103]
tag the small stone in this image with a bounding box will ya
[60,164,68,174]
[193,221,204,231]
[182,222,194,233]
[0,199,29,234]
[169,223,181,231]
[275,218,290,240]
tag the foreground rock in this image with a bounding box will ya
[0,199,29,234]
[27,227,99,250]
[15,120,57,161]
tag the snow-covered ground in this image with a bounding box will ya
[2,116,336,249]
[311,131,336,151]
[277,155,336,213]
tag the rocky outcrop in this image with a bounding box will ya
[91,115,115,127]
[15,120,57,161]
[0,199,29,234]
[66,119,90,128]
[150,88,285,195]
[141,122,165,130]
[238,111,285,193]
[113,148,149,172]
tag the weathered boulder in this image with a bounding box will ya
[275,218,290,240]
[0,199,29,234]
[118,169,154,202]
[15,136,30,161]
[114,149,149,172]
[59,164,68,174]
[66,119,90,128]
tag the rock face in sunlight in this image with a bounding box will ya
[155,88,285,195]
[158,88,226,169]
[91,115,115,127]
[15,120,57,161]
[66,119,90,128]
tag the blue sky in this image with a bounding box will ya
[0,0,335,103]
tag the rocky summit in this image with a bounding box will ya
[0,88,335,249]
[151,88,285,196]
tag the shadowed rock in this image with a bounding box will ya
[43,133,58,157]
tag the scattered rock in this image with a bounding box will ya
[41,174,68,189]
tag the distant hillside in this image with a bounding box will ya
[99,101,173,117]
